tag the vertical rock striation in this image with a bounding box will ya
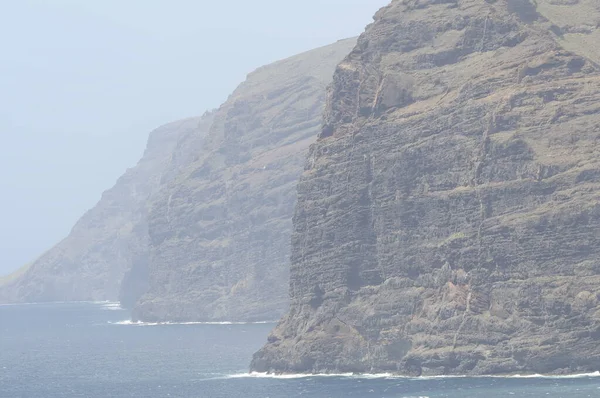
[252,0,600,375]
[133,39,357,322]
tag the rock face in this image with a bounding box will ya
[133,39,357,322]
[0,115,213,305]
[0,39,356,319]
[252,0,600,375]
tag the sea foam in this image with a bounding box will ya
[1,300,121,307]
[99,302,124,311]
[108,320,277,326]
[222,371,600,380]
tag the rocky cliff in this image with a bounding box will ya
[0,115,213,305]
[0,39,356,317]
[252,0,600,375]
[133,39,357,322]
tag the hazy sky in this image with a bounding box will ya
[0,0,389,275]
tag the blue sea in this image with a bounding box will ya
[1,302,600,397]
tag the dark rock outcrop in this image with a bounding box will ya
[133,39,357,322]
[252,0,600,375]
[0,115,213,305]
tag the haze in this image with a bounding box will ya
[0,0,388,276]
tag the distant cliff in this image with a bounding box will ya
[0,115,213,305]
[133,39,357,322]
[252,0,600,375]
[0,39,357,321]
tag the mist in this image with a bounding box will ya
[0,0,388,275]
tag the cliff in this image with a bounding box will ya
[0,39,356,317]
[0,115,213,305]
[133,39,357,322]
[252,0,600,375]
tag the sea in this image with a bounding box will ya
[1,302,599,397]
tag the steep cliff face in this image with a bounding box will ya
[0,115,213,305]
[252,0,600,375]
[133,39,357,322]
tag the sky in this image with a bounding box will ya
[0,0,390,275]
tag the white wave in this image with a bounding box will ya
[225,372,427,380]
[224,372,412,380]
[0,302,37,307]
[108,320,277,326]
[99,302,124,311]
[220,372,460,381]
[385,371,600,380]
[413,371,600,380]
[226,372,357,379]
[221,371,600,380]
[498,371,600,379]
[0,300,121,307]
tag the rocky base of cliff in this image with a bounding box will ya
[253,270,600,375]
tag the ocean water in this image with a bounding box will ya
[1,303,600,397]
